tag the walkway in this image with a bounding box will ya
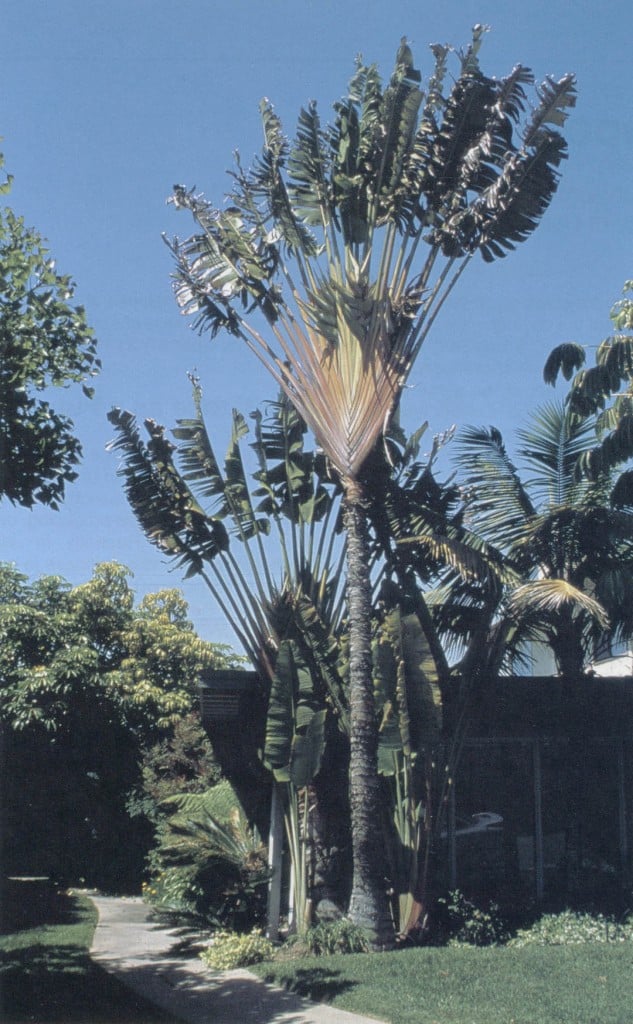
[90,895,386,1024]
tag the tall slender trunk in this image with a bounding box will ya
[343,493,395,950]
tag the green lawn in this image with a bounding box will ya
[253,942,633,1024]
[0,879,180,1023]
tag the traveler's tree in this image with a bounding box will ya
[163,28,575,946]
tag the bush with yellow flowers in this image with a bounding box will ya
[199,928,274,970]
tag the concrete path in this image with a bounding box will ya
[90,895,386,1024]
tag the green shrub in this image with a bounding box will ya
[439,890,509,946]
[303,918,370,956]
[141,866,202,915]
[199,928,274,969]
[508,909,633,947]
[142,782,269,929]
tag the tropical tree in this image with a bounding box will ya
[450,400,633,679]
[164,29,575,945]
[109,387,347,682]
[0,152,99,508]
[109,389,351,923]
[545,278,633,485]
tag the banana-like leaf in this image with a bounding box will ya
[223,409,269,540]
[263,639,326,785]
[292,594,349,729]
[374,608,442,775]
[106,408,229,577]
[253,100,320,256]
[289,708,326,788]
[168,34,574,491]
[172,380,229,513]
[287,100,332,229]
[250,397,329,526]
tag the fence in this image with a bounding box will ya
[443,677,633,909]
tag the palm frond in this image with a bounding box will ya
[506,578,609,630]
[516,400,597,507]
[398,528,517,590]
[454,424,535,550]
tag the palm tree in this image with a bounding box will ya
[452,400,633,679]
[164,30,575,946]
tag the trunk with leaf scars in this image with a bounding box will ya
[344,494,394,949]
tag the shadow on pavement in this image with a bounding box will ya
[91,955,325,1023]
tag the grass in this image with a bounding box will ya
[253,942,633,1024]
[0,878,181,1023]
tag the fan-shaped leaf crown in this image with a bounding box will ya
[167,30,575,487]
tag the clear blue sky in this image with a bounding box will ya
[1,0,631,649]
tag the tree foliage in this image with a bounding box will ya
[0,561,238,888]
[111,28,574,946]
[545,279,633,481]
[0,560,235,733]
[0,154,100,508]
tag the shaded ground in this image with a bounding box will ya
[0,879,180,1023]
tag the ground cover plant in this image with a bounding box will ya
[199,927,274,969]
[253,941,633,1024]
[0,879,180,1023]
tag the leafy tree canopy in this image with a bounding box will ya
[0,152,99,509]
[0,560,240,734]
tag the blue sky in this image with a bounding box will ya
[1,0,631,649]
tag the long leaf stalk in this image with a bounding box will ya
[284,784,311,935]
[250,419,295,586]
[203,555,274,672]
